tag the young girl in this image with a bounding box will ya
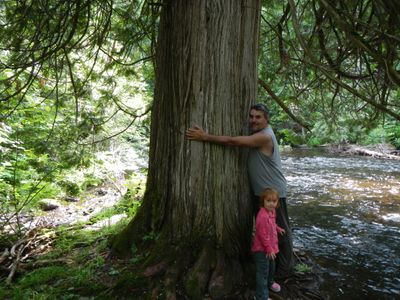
[252,187,285,300]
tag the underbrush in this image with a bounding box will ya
[0,175,146,300]
[0,221,134,299]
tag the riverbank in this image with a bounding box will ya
[271,250,326,300]
[292,143,400,160]
[327,143,400,159]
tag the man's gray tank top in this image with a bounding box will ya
[247,126,287,198]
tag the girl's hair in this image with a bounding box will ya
[259,187,280,208]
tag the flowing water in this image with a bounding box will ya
[282,149,400,300]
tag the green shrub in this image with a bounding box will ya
[82,174,103,190]
[361,126,386,145]
[295,263,312,273]
[59,179,81,196]
[384,119,400,148]
[279,128,304,146]
[307,136,323,147]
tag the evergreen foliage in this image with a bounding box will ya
[259,0,400,145]
[0,0,155,231]
[0,0,399,229]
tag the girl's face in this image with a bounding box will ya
[263,196,278,212]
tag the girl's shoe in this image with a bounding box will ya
[270,282,281,292]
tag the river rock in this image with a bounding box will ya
[64,196,79,202]
[382,213,400,223]
[38,199,61,211]
[96,189,107,196]
[86,214,127,231]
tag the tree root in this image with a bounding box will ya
[144,261,167,277]
[208,250,244,299]
[141,242,249,300]
[164,265,179,300]
[184,242,215,299]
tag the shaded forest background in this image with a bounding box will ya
[1,0,400,299]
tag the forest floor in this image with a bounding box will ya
[0,179,326,299]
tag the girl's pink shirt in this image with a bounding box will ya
[251,207,284,254]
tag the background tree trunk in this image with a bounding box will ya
[111,0,261,297]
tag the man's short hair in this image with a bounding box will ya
[250,103,269,120]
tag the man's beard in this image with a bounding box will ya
[250,125,263,134]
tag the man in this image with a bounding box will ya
[186,103,294,278]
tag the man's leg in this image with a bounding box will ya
[275,197,294,277]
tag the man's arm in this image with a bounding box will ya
[185,126,269,148]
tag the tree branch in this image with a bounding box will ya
[258,78,311,131]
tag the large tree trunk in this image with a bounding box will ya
[111,0,261,298]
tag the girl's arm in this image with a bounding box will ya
[277,225,285,235]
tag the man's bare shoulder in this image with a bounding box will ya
[251,129,273,155]
[250,129,272,141]
[240,130,269,149]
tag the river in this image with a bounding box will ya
[282,149,400,300]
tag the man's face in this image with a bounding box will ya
[249,109,268,133]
